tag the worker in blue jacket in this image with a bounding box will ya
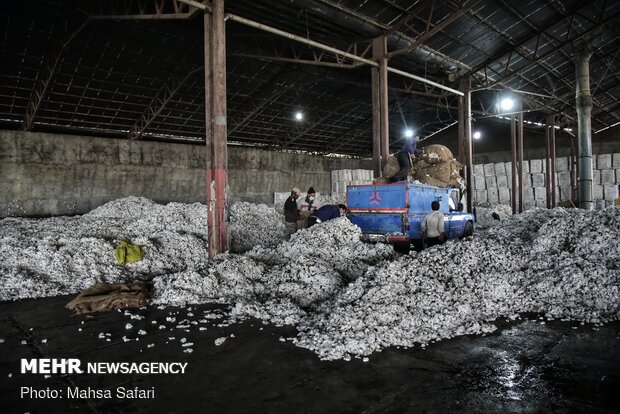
[308,204,348,227]
[391,138,423,182]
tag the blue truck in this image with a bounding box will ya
[346,182,475,253]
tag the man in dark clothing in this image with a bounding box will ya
[390,138,422,182]
[308,204,347,228]
[284,187,301,223]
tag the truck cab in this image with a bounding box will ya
[346,182,475,252]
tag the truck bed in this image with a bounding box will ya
[346,182,475,244]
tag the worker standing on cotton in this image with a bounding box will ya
[296,187,320,229]
[284,187,302,223]
[421,200,445,248]
[390,137,423,183]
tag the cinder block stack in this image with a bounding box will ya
[330,169,373,195]
[555,157,569,171]
[471,152,620,210]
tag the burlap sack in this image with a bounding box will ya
[410,159,430,175]
[373,177,390,184]
[416,175,449,187]
[66,282,149,314]
[448,177,464,188]
[382,154,400,179]
[421,145,453,164]
[420,161,452,183]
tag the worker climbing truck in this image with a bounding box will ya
[346,182,475,253]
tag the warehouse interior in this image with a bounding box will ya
[1,0,620,412]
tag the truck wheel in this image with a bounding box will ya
[393,241,411,254]
[461,221,474,239]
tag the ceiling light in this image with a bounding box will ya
[473,131,481,140]
[404,129,414,138]
[500,98,514,111]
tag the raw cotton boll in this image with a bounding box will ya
[87,196,158,219]
[5,197,620,362]
[152,269,217,307]
[0,197,210,301]
[474,203,513,228]
[270,261,342,307]
[230,299,305,326]
[229,202,290,253]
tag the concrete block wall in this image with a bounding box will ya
[472,153,620,209]
[0,131,371,217]
[330,169,374,194]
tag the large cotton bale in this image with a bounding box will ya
[382,155,400,179]
[597,154,612,170]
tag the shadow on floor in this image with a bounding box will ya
[1,295,619,414]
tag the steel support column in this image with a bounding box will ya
[372,37,389,175]
[510,115,517,214]
[518,109,524,213]
[457,80,466,164]
[204,0,228,258]
[379,54,390,169]
[575,51,593,210]
[545,121,552,208]
[371,57,381,177]
[549,115,557,207]
[570,137,578,203]
[463,79,473,213]
[545,115,558,208]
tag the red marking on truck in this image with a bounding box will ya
[369,191,382,205]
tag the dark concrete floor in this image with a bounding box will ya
[1,295,619,414]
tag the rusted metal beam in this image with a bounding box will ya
[371,37,382,177]
[511,115,517,214]
[384,0,434,36]
[128,66,202,140]
[549,114,557,207]
[205,0,227,257]
[457,80,465,164]
[226,11,463,96]
[89,0,204,20]
[463,78,473,214]
[228,52,365,69]
[518,108,524,213]
[545,120,552,208]
[23,17,89,131]
[388,0,482,59]
[379,46,390,168]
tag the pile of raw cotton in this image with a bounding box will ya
[3,195,619,362]
[152,218,395,325]
[0,197,210,301]
[293,207,620,359]
[228,202,293,253]
[474,203,513,228]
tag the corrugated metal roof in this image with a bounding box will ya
[1,0,619,156]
